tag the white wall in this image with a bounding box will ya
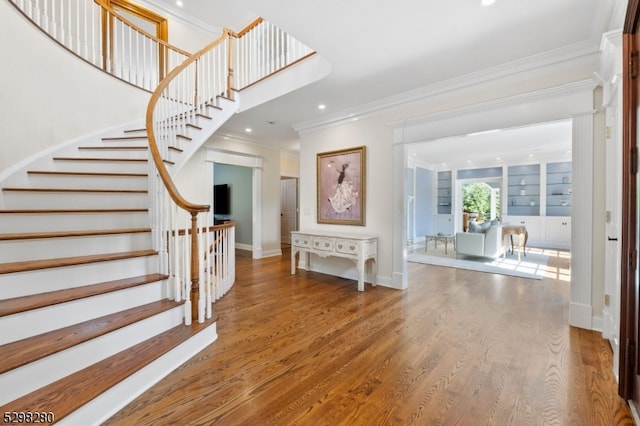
[298,119,394,288]
[0,2,150,174]
[280,152,300,178]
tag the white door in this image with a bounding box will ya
[281,178,298,244]
[603,96,621,378]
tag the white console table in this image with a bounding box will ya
[291,231,378,291]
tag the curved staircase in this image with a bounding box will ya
[0,117,232,424]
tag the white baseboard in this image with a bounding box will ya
[569,302,593,330]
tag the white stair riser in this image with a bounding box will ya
[0,211,149,233]
[1,192,148,209]
[73,149,149,160]
[51,160,148,174]
[26,174,148,191]
[0,280,168,345]
[0,233,152,263]
[169,101,237,173]
[0,255,159,298]
[101,137,148,145]
[0,305,184,406]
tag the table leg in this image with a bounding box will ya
[357,257,365,291]
[291,247,297,274]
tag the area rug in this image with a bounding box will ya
[408,240,554,280]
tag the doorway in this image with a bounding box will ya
[281,178,298,244]
[462,181,501,228]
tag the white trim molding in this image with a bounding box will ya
[569,113,595,330]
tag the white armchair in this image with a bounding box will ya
[455,225,503,258]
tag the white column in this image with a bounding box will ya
[392,139,408,289]
[569,113,594,329]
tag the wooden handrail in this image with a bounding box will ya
[235,17,264,37]
[146,29,240,322]
[145,31,232,214]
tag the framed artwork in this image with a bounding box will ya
[317,146,366,225]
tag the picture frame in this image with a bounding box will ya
[316,146,366,225]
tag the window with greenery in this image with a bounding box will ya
[463,182,501,222]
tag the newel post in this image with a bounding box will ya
[190,212,200,321]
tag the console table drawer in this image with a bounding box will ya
[292,236,312,248]
[312,237,334,252]
[336,239,359,254]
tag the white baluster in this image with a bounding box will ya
[183,216,191,325]
[206,215,212,318]
[197,216,205,323]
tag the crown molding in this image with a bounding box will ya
[388,78,598,130]
[293,40,600,135]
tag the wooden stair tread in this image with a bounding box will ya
[53,157,147,162]
[0,208,148,214]
[102,136,147,141]
[2,187,147,193]
[27,171,147,177]
[0,318,215,421]
[78,146,148,150]
[0,249,157,275]
[0,299,181,374]
[0,227,152,241]
[0,274,167,318]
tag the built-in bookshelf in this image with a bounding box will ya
[507,164,540,216]
[437,171,452,214]
[546,161,572,216]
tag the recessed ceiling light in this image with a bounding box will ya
[318,104,326,110]
[481,0,495,6]
[176,0,183,7]
[245,128,252,133]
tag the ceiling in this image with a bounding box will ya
[148,0,625,166]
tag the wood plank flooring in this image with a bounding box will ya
[105,247,634,425]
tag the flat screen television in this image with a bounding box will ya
[213,184,230,215]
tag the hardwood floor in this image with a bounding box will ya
[105,248,634,425]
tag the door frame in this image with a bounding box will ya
[619,0,640,401]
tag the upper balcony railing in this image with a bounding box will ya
[9,1,315,94]
[9,0,191,91]
[8,0,316,324]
